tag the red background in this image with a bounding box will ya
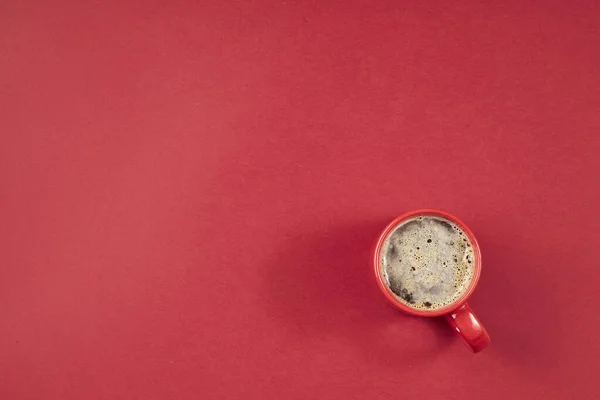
[1,1,599,399]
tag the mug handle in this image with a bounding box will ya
[444,303,491,353]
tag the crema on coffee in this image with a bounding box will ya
[379,215,475,311]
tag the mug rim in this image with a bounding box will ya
[372,209,482,317]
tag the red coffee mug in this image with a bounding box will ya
[371,209,491,353]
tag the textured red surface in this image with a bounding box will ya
[1,1,599,399]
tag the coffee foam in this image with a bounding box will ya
[379,215,475,311]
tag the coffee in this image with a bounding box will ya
[379,215,475,311]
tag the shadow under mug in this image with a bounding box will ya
[371,209,491,353]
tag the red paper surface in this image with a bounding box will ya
[1,1,599,399]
